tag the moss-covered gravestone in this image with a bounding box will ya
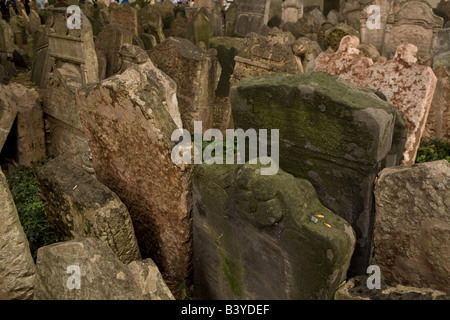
[193,162,355,299]
[230,72,407,277]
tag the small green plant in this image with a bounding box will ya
[415,138,450,163]
[6,165,57,260]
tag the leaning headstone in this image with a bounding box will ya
[34,237,174,300]
[149,37,221,132]
[41,67,93,171]
[31,8,99,88]
[315,35,438,165]
[186,7,214,49]
[234,0,271,37]
[281,0,303,23]
[95,23,134,80]
[36,156,142,265]
[422,66,450,142]
[193,162,355,299]
[0,169,36,300]
[374,160,450,292]
[7,83,46,166]
[230,71,407,277]
[0,84,18,152]
[76,56,191,287]
[0,19,18,76]
[230,30,303,88]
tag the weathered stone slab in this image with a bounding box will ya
[41,67,93,170]
[433,28,450,57]
[36,155,141,265]
[0,84,18,152]
[7,83,46,166]
[230,71,407,277]
[315,35,437,165]
[234,0,271,37]
[149,37,221,132]
[186,7,214,49]
[95,23,133,80]
[193,162,355,299]
[0,169,36,300]
[282,0,303,23]
[230,30,303,88]
[30,8,99,88]
[109,2,138,35]
[374,160,450,292]
[335,276,449,300]
[76,56,192,286]
[360,0,443,66]
[34,237,173,300]
[423,66,450,142]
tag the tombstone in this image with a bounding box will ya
[437,0,450,20]
[0,19,17,77]
[30,8,99,88]
[28,9,42,35]
[193,162,356,299]
[225,0,237,37]
[36,155,142,265]
[212,0,225,37]
[0,84,18,152]
[95,23,134,80]
[281,0,303,23]
[186,7,214,49]
[422,66,450,142]
[149,37,221,132]
[137,3,165,42]
[433,28,450,56]
[230,30,304,88]
[154,0,176,30]
[381,0,443,65]
[0,169,36,300]
[76,55,191,286]
[40,67,93,173]
[291,36,323,72]
[7,84,46,166]
[34,237,174,300]
[374,160,450,292]
[359,0,391,53]
[194,0,214,14]
[324,22,359,51]
[230,71,407,277]
[340,0,362,30]
[234,0,271,37]
[109,2,138,35]
[315,35,438,166]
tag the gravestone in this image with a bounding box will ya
[234,0,271,37]
[34,237,174,300]
[41,67,93,172]
[282,0,303,23]
[359,0,392,53]
[225,0,237,36]
[149,37,221,132]
[315,35,437,165]
[0,84,18,152]
[76,55,191,287]
[30,8,99,88]
[0,169,36,300]
[422,66,450,142]
[193,162,355,299]
[137,3,165,42]
[154,0,176,30]
[230,71,407,277]
[37,155,142,264]
[230,30,303,88]
[0,19,18,77]
[340,0,362,30]
[433,28,450,56]
[381,0,443,65]
[95,23,134,80]
[186,7,214,49]
[7,83,46,166]
[374,160,450,292]
[194,0,214,14]
[109,2,138,35]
